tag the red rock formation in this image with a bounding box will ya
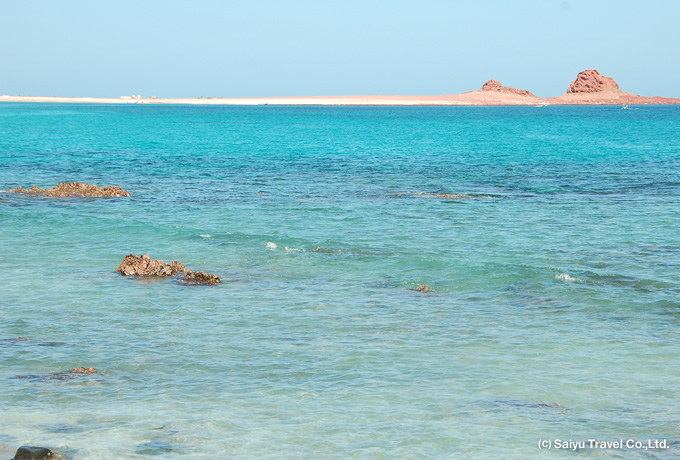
[567,69,620,93]
[480,80,536,97]
[481,80,503,91]
[117,253,221,285]
[10,182,131,197]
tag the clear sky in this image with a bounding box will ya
[1,0,678,98]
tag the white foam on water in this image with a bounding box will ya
[199,234,212,238]
[266,242,278,250]
[555,273,578,282]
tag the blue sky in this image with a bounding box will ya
[1,0,678,98]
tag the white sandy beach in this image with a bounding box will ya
[0,92,542,106]
[3,70,679,107]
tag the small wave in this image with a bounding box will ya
[285,247,303,252]
[390,191,499,199]
[432,193,496,199]
[266,242,278,250]
[199,234,212,238]
[555,273,579,282]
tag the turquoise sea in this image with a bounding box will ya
[1,103,679,459]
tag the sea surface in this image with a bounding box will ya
[1,103,679,459]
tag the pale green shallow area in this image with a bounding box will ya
[0,103,679,459]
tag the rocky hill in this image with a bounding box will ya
[480,79,536,97]
[566,69,620,93]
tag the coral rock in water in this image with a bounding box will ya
[117,253,221,285]
[181,270,222,286]
[414,285,433,292]
[117,253,186,277]
[10,181,131,197]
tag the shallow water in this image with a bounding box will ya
[1,103,679,458]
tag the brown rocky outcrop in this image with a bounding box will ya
[10,181,131,197]
[70,367,97,374]
[117,254,186,277]
[480,80,536,97]
[566,69,620,93]
[180,270,222,286]
[117,253,221,285]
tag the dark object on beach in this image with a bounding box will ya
[10,181,131,197]
[12,445,61,460]
[414,284,433,292]
[117,253,221,285]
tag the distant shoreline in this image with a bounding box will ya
[0,91,680,107]
[2,93,679,107]
[3,70,679,107]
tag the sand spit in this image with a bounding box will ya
[2,70,678,106]
[10,182,131,197]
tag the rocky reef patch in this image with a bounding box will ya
[9,182,130,197]
[15,367,98,382]
[117,253,221,285]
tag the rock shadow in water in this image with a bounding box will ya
[14,367,98,382]
[135,440,176,456]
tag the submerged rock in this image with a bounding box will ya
[434,193,466,199]
[13,446,63,460]
[0,337,65,347]
[496,399,567,415]
[10,182,131,197]
[70,367,96,374]
[117,253,220,285]
[135,440,175,456]
[15,367,97,381]
[180,270,222,286]
[414,284,433,292]
[432,193,495,199]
